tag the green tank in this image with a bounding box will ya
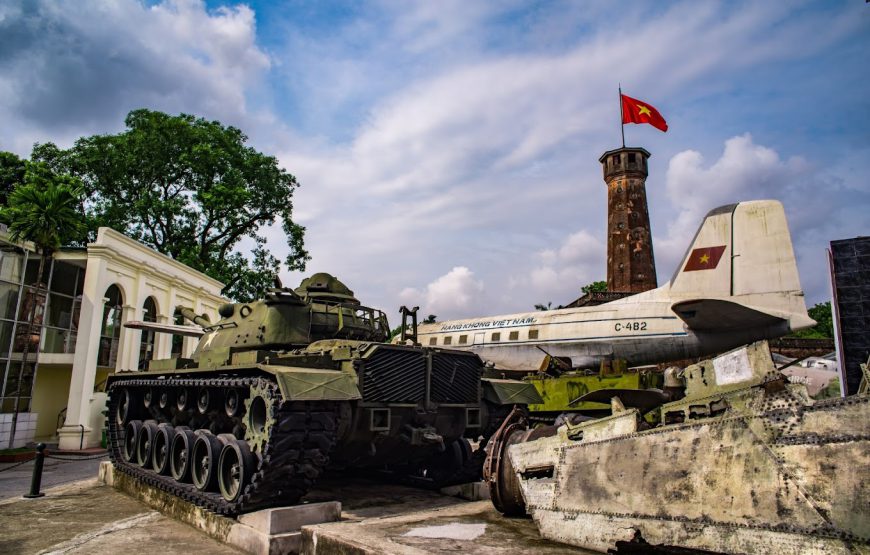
[106,273,540,515]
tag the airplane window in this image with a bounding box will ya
[429,338,437,345]
[443,336,452,345]
[528,330,539,340]
[491,332,501,341]
[509,331,519,340]
[459,335,468,344]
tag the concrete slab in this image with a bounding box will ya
[300,500,595,554]
[101,462,342,555]
[0,478,241,554]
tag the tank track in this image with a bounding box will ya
[106,375,338,515]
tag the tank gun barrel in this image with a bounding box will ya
[177,306,211,328]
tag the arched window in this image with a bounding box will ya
[139,297,158,369]
[97,285,123,367]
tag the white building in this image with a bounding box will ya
[0,227,226,450]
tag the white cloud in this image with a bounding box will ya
[653,134,810,277]
[506,229,605,308]
[399,267,485,319]
[0,0,270,154]
[1,0,866,317]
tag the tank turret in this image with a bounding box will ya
[186,273,390,366]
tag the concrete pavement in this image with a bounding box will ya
[0,455,592,555]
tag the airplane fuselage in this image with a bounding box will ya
[410,201,812,373]
[416,293,791,371]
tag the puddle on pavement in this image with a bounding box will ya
[402,522,487,541]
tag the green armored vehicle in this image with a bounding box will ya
[106,273,540,515]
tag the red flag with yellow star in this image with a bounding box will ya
[621,94,668,132]
[683,245,727,271]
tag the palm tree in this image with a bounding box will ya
[1,162,86,447]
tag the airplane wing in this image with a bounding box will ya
[671,299,786,331]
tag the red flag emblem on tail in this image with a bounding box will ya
[683,246,727,272]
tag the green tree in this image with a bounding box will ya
[535,302,553,311]
[423,314,437,324]
[34,109,309,301]
[581,281,607,295]
[791,302,834,339]
[0,162,86,446]
[0,151,27,206]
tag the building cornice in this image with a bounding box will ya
[91,227,225,291]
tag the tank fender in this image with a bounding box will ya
[265,366,362,401]
[482,378,543,405]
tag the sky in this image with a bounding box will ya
[1,0,868,321]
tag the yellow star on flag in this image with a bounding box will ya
[699,253,710,264]
[637,104,651,116]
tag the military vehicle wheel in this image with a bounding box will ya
[176,388,191,411]
[152,424,175,475]
[142,387,154,410]
[158,389,173,410]
[224,389,241,417]
[243,381,277,454]
[484,406,529,517]
[218,437,256,502]
[136,421,159,468]
[116,388,138,426]
[197,387,216,414]
[122,420,142,462]
[191,430,223,491]
[170,427,195,482]
[416,438,472,487]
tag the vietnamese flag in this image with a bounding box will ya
[621,94,668,132]
[683,245,727,272]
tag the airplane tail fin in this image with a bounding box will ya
[668,200,814,332]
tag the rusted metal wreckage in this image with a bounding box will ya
[485,341,870,554]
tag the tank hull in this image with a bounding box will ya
[107,343,539,514]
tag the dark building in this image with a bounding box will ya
[829,236,870,395]
[599,147,657,293]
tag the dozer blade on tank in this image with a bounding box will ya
[485,341,870,554]
[106,273,541,515]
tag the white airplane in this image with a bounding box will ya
[415,200,815,371]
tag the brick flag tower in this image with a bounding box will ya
[599,147,657,293]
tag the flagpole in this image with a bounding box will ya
[619,84,625,148]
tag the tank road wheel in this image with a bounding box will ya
[176,388,191,411]
[116,388,139,426]
[152,424,175,475]
[158,389,173,410]
[418,438,472,487]
[142,387,154,410]
[243,381,278,454]
[170,427,196,482]
[197,387,216,415]
[224,389,241,418]
[123,420,142,463]
[191,430,223,491]
[135,421,159,468]
[218,436,256,502]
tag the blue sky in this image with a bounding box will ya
[1,1,868,319]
